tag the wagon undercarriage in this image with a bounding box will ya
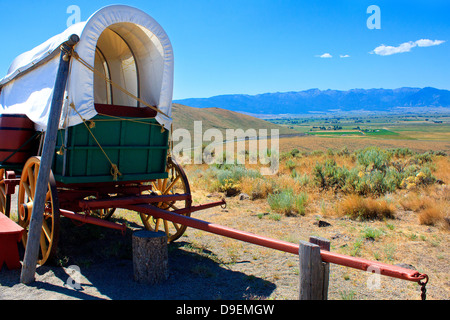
[0,155,225,265]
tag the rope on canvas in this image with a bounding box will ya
[71,50,171,122]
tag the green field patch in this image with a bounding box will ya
[364,129,399,136]
[309,131,364,136]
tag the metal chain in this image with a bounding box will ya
[420,284,427,301]
[419,275,429,301]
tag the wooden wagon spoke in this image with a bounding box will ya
[158,179,165,190]
[162,177,169,192]
[39,232,48,258]
[27,166,35,198]
[172,222,180,231]
[163,219,170,237]
[33,164,39,188]
[163,175,181,195]
[41,219,52,242]
[154,218,161,232]
[22,181,32,200]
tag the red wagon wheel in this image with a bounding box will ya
[139,157,191,242]
[17,157,60,265]
[0,169,11,217]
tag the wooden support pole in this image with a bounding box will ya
[299,237,330,300]
[20,35,79,284]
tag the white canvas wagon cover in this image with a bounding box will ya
[0,5,174,131]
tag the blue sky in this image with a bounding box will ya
[0,0,448,100]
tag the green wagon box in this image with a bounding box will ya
[53,115,169,185]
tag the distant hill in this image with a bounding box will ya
[171,103,297,137]
[174,87,450,115]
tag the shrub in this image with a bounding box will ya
[294,192,308,216]
[294,173,310,187]
[268,189,308,216]
[356,147,390,171]
[400,169,436,190]
[285,159,296,171]
[313,148,437,196]
[201,165,262,196]
[388,147,414,158]
[413,152,433,164]
[290,148,300,157]
[313,159,348,190]
[337,146,350,156]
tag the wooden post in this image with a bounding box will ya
[132,230,169,285]
[298,237,330,300]
[20,35,79,284]
[309,236,330,300]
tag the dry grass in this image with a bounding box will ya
[278,135,450,154]
[337,194,395,221]
[399,192,430,211]
[240,176,274,200]
[398,186,450,230]
[418,206,449,229]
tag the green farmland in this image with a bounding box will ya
[268,113,449,141]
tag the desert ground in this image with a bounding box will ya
[1,134,448,301]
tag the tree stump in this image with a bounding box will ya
[132,230,168,285]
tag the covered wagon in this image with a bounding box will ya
[0,5,224,265]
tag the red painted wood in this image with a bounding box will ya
[0,114,35,129]
[0,114,37,165]
[0,212,24,270]
[94,103,157,118]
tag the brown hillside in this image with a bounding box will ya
[172,103,297,136]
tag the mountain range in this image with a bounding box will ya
[174,87,450,115]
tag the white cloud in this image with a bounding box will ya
[415,39,445,47]
[340,54,350,58]
[371,39,445,56]
[317,53,332,58]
